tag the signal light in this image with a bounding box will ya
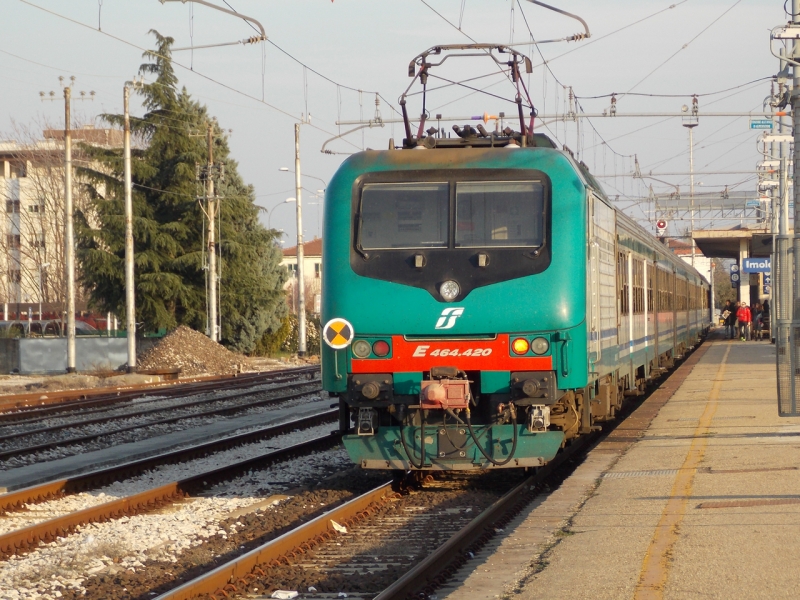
[372,340,390,357]
[511,338,529,355]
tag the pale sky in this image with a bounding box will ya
[1,0,784,239]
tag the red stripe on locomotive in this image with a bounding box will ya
[351,334,553,373]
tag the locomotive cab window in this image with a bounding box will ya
[351,169,552,301]
[359,182,449,250]
[455,181,544,248]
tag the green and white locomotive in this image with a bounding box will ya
[320,45,711,471]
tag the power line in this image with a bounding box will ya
[19,0,363,152]
[220,0,401,116]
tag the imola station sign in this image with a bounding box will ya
[741,258,771,273]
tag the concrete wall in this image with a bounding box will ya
[16,338,130,374]
[0,339,20,373]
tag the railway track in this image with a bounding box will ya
[0,367,318,426]
[136,341,706,600]
[0,411,340,559]
[0,379,323,467]
[0,366,319,423]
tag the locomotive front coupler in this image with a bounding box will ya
[419,366,473,413]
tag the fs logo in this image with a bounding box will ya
[435,307,465,330]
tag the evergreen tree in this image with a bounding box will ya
[77,31,286,353]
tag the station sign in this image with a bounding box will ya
[730,272,740,286]
[742,257,771,273]
[764,274,772,286]
[750,119,774,130]
[730,264,739,273]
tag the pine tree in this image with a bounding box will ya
[77,31,286,353]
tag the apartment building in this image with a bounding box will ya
[0,127,122,318]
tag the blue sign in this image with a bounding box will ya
[745,200,762,208]
[750,119,774,130]
[764,274,772,286]
[730,264,739,273]
[731,272,740,286]
[742,257,771,273]
[764,285,771,295]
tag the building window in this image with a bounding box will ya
[33,234,45,249]
[6,200,20,214]
[8,269,21,283]
[9,161,26,178]
[314,262,321,278]
[6,234,20,249]
[28,201,46,213]
[287,263,297,277]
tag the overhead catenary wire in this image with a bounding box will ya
[515,0,633,160]
[620,0,744,98]
[434,0,691,113]
[576,76,775,100]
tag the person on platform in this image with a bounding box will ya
[722,300,734,339]
[752,303,763,341]
[737,302,752,341]
[725,301,738,340]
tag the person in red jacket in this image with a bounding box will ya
[737,302,752,341]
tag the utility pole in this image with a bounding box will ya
[295,122,306,357]
[123,83,136,372]
[206,122,218,342]
[682,98,699,271]
[771,0,800,416]
[41,77,92,372]
[64,85,76,373]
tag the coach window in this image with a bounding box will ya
[617,252,629,316]
[647,264,655,313]
[359,182,449,250]
[633,259,644,314]
[669,273,675,310]
[455,181,545,248]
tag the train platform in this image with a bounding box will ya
[439,333,800,600]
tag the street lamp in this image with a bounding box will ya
[278,167,327,190]
[38,262,50,321]
[268,198,295,230]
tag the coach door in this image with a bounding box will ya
[617,249,631,376]
[648,262,658,374]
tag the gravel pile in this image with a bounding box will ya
[136,326,245,376]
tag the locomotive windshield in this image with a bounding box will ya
[358,179,545,250]
[455,181,544,248]
[359,182,449,249]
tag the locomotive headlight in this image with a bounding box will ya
[440,280,460,302]
[531,337,550,355]
[352,339,371,358]
[511,338,530,355]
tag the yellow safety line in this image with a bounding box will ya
[634,342,731,600]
